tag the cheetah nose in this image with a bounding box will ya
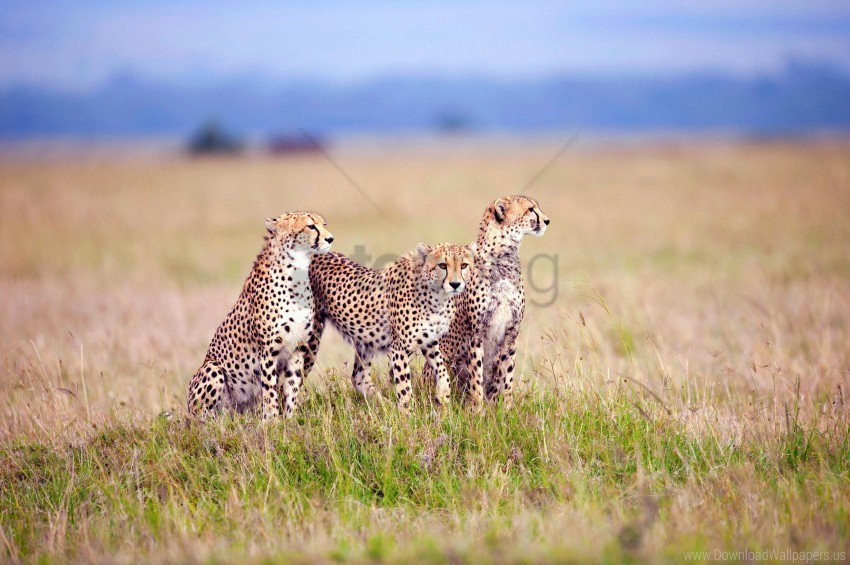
[325,237,334,243]
[543,218,550,225]
[449,281,461,290]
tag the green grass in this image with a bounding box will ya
[2,381,847,563]
[2,144,849,562]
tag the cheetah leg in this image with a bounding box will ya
[452,339,471,396]
[390,346,413,413]
[421,341,450,408]
[466,336,485,407]
[351,350,377,397]
[281,348,305,418]
[421,362,436,385]
[260,344,282,421]
[486,323,521,407]
[302,312,325,379]
[187,362,227,417]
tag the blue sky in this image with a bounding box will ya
[1,0,849,89]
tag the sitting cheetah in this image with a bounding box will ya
[427,195,549,407]
[304,243,475,411]
[187,212,334,420]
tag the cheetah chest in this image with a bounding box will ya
[278,303,312,347]
[275,275,314,349]
[488,280,522,336]
[483,279,522,372]
[422,310,451,339]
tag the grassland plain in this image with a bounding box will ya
[0,140,848,563]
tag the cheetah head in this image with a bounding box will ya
[487,195,549,243]
[416,242,476,295]
[265,212,334,257]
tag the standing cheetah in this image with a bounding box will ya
[304,243,475,411]
[187,212,334,420]
[428,195,549,407]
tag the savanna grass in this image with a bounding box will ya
[1,141,849,562]
[1,376,847,563]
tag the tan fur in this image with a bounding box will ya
[186,212,334,420]
[427,195,549,407]
[305,243,475,411]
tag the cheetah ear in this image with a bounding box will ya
[415,243,432,257]
[493,198,508,223]
[467,242,478,253]
[265,217,277,234]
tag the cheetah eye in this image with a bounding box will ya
[528,207,535,212]
[438,263,447,270]
[461,263,469,270]
[307,225,319,232]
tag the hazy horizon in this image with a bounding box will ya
[2,0,850,90]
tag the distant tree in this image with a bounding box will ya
[267,131,323,155]
[435,111,471,134]
[187,119,244,155]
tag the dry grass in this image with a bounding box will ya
[0,140,849,562]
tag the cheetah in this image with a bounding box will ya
[303,243,475,411]
[187,212,334,420]
[427,195,549,408]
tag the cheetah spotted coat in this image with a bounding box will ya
[427,196,549,407]
[186,212,334,420]
[304,243,475,411]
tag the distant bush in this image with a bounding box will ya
[434,110,471,133]
[187,119,244,155]
[268,132,323,155]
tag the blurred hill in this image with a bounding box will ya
[1,61,848,138]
